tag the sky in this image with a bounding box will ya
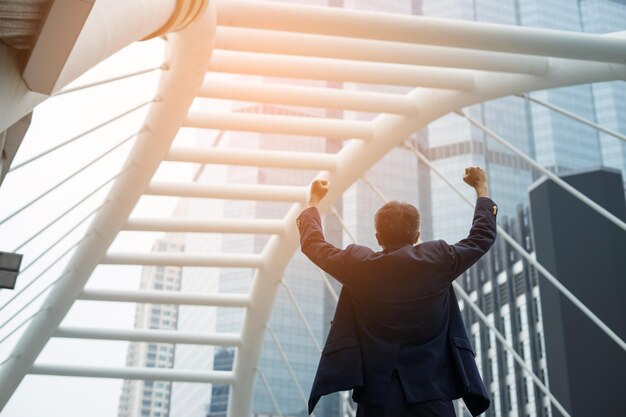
[0,37,197,417]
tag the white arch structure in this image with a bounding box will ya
[1,1,625,416]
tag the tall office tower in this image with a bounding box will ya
[117,237,184,417]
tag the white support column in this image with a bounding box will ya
[54,327,242,347]
[200,78,419,115]
[78,288,250,307]
[215,26,550,75]
[0,3,218,407]
[216,0,626,63]
[165,146,339,171]
[29,365,235,384]
[124,217,286,235]
[185,109,374,140]
[146,182,309,202]
[208,50,475,90]
[102,252,264,269]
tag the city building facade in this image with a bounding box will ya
[118,237,184,417]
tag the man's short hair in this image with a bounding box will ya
[374,201,420,247]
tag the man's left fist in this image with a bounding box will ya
[309,179,330,207]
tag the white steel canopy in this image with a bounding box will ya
[0,1,625,416]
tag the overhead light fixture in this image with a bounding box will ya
[0,252,23,290]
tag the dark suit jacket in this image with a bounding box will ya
[297,196,498,416]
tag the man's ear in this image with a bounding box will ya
[376,232,384,248]
[413,231,420,244]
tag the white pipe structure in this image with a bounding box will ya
[101,252,264,268]
[124,217,286,235]
[216,0,626,63]
[208,50,476,90]
[165,146,339,171]
[78,288,250,307]
[215,27,550,75]
[2,1,626,415]
[54,327,242,347]
[29,364,235,384]
[199,78,419,115]
[185,109,374,139]
[0,1,217,407]
[146,181,309,202]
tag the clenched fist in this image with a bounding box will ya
[309,179,330,208]
[463,167,490,198]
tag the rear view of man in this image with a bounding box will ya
[297,167,497,416]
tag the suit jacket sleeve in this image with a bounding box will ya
[441,196,498,280]
[297,207,351,284]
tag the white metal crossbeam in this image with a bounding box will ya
[199,78,419,114]
[146,182,308,202]
[185,109,374,139]
[78,288,250,307]
[208,50,476,90]
[102,252,264,269]
[216,0,626,62]
[124,217,286,235]
[54,327,242,347]
[214,26,550,75]
[29,365,235,384]
[165,146,339,171]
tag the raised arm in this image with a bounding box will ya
[441,167,498,279]
[297,180,351,283]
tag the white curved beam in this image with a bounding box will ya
[199,78,419,114]
[228,54,626,417]
[55,327,242,347]
[78,288,250,307]
[124,217,286,235]
[185,109,374,139]
[30,365,235,384]
[215,26,550,75]
[208,50,476,90]
[166,146,339,171]
[216,0,626,63]
[0,3,217,408]
[102,252,264,268]
[146,182,308,202]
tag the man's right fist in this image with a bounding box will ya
[463,166,487,188]
[309,179,330,208]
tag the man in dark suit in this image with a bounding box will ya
[296,167,497,416]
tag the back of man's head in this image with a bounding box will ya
[374,201,420,249]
